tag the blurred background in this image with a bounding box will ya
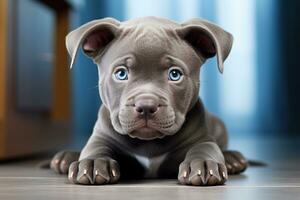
[0,0,299,160]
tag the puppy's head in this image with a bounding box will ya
[67,17,233,140]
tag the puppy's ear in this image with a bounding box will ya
[177,18,233,73]
[66,18,120,68]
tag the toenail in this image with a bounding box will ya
[240,159,247,164]
[197,170,202,176]
[222,172,226,178]
[112,169,116,177]
[183,171,187,178]
[69,171,74,179]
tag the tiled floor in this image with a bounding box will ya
[0,136,299,200]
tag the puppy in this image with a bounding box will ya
[51,17,248,186]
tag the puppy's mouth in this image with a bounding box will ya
[119,114,176,140]
[129,125,165,140]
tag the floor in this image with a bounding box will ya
[0,136,299,200]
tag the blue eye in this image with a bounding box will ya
[168,68,183,81]
[114,67,128,80]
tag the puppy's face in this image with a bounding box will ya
[98,30,202,140]
[67,17,233,140]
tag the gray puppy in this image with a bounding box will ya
[51,17,248,186]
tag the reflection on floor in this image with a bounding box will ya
[0,136,299,200]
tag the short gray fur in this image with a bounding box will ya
[50,17,248,186]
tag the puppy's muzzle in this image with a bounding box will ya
[134,94,159,118]
[119,92,178,139]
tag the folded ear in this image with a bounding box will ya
[66,18,120,68]
[176,18,233,73]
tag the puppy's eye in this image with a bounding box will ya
[168,68,183,81]
[114,67,128,81]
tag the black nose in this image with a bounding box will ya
[134,99,158,117]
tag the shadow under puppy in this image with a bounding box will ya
[51,17,248,186]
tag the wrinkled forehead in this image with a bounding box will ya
[121,23,181,55]
[98,23,200,71]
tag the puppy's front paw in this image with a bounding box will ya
[68,158,120,185]
[178,159,227,186]
[50,151,80,174]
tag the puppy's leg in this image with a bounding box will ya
[178,141,227,186]
[50,151,80,174]
[208,114,248,174]
[207,113,228,150]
